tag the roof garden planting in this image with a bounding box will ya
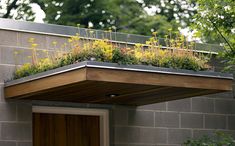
[13,31,210,80]
[5,28,233,105]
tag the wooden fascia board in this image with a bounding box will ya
[5,68,87,98]
[86,68,233,91]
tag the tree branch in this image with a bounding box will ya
[209,18,234,52]
[3,0,19,18]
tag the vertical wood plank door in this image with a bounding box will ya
[33,113,100,146]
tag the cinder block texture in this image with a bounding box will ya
[0,47,18,65]
[113,109,128,125]
[138,128,167,144]
[0,30,17,46]
[114,126,139,143]
[192,97,214,113]
[0,47,47,65]
[155,112,179,128]
[128,110,154,127]
[215,100,235,114]
[205,115,226,129]
[228,116,235,130]
[0,141,16,146]
[181,113,203,128]
[167,98,191,112]
[46,35,68,50]
[1,123,32,140]
[0,65,15,82]
[114,127,167,144]
[18,32,47,49]
[0,84,4,102]
[0,103,16,121]
[168,129,192,144]
[17,142,32,146]
[17,102,32,121]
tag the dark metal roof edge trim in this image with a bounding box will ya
[4,61,233,87]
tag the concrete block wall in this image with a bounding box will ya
[0,29,36,146]
[113,92,235,146]
[0,28,234,146]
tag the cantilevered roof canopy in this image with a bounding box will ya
[4,61,233,106]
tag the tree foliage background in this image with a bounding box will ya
[0,0,234,69]
[0,0,35,20]
[192,0,235,70]
[0,0,197,37]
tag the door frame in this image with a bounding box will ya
[33,106,110,146]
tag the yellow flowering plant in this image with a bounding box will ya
[13,32,210,79]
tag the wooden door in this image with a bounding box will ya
[33,113,100,146]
